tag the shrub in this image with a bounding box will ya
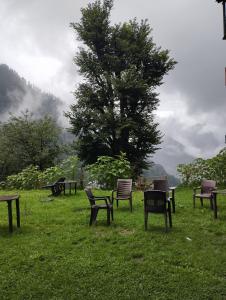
[2,155,81,190]
[38,166,63,186]
[86,152,131,189]
[5,165,41,189]
[177,148,226,186]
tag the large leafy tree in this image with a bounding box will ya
[66,0,176,175]
[0,112,62,180]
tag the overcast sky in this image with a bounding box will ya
[0,0,225,175]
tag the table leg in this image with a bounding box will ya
[69,183,71,195]
[172,189,175,213]
[7,200,13,232]
[213,193,218,219]
[75,183,77,194]
[63,183,66,195]
[16,198,20,228]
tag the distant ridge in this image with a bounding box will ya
[0,64,62,122]
[142,163,180,186]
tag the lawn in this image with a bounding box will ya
[0,188,226,299]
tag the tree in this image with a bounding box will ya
[0,111,62,180]
[177,148,226,186]
[66,0,176,175]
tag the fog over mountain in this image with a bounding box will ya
[0,64,63,123]
[143,163,180,186]
[154,137,195,176]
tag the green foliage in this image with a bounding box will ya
[177,148,226,186]
[2,156,80,190]
[67,0,176,175]
[59,156,79,180]
[5,165,41,189]
[86,152,131,188]
[38,166,63,186]
[0,111,62,180]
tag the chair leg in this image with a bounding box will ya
[89,209,93,226]
[164,213,168,232]
[51,186,56,196]
[168,210,172,228]
[172,198,175,213]
[130,199,132,212]
[193,195,196,208]
[116,199,118,208]
[93,208,98,224]
[210,198,213,210]
[200,198,203,207]
[144,212,148,230]
[107,209,110,225]
[111,207,114,221]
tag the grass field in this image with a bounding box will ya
[0,187,226,299]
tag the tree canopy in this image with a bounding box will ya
[66,0,176,175]
[0,112,62,180]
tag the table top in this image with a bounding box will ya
[0,195,19,202]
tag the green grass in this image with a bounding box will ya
[0,188,226,299]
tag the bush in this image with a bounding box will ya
[2,155,81,190]
[38,166,63,186]
[86,153,131,189]
[5,165,41,189]
[177,148,226,186]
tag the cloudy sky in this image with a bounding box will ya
[0,0,225,175]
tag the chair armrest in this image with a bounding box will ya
[193,186,201,193]
[112,189,117,199]
[94,196,111,206]
[42,184,54,189]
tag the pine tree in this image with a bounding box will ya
[66,0,176,175]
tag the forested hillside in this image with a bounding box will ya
[0,64,62,121]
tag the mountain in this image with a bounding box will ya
[0,64,63,122]
[153,136,195,176]
[142,163,180,186]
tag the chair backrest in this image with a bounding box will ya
[153,179,169,192]
[116,179,132,197]
[201,180,216,194]
[144,190,167,213]
[55,177,66,184]
[84,187,95,205]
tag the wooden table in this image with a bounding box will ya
[0,195,20,232]
[212,190,226,219]
[59,181,77,195]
